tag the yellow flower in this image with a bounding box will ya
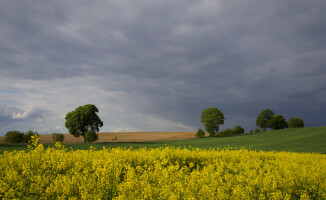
[0,143,325,199]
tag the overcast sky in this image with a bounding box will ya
[0,0,325,135]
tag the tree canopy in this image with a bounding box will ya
[288,118,304,128]
[65,104,103,143]
[269,115,287,130]
[200,108,225,137]
[256,109,274,129]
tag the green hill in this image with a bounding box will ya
[164,126,326,153]
[1,127,325,153]
[95,126,326,153]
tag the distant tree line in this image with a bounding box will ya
[196,124,245,138]
[4,130,39,144]
[4,104,103,144]
[197,107,304,138]
[197,108,245,138]
[256,108,304,130]
[4,130,65,144]
[4,104,305,143]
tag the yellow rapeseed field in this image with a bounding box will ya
[0,135,325,199]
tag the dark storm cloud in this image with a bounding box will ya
[0,0,325,133]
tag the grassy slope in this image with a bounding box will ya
[173,126,326,153]
[1,127,325,153]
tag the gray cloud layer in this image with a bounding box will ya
[1,0,325,135]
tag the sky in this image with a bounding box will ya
[0,0,326,135]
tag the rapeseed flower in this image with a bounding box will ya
[0,135,325,199]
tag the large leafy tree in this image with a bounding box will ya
[288,118,304,128]
[268,115,287,130]
[200,108,225,137]
[65,104,103,143]
[256,109,274,130]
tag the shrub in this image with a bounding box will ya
[5,130,25,143]
[255,128,261,133]
[249,130,254,134]
[196,129,205,138]
[217,128,233,136]
[85,130,99,143]
[25,130,39,143]
[52,132,65,143]
[232,125,244,134]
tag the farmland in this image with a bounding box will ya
[1,127,326,153]
[1,135,326,199]
[1,127,326,199]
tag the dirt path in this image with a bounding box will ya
[0,132,197,144]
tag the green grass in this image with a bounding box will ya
[1,127,325,154]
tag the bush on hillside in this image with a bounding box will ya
[232,125,244,134]
[249,130,254,134]
[196,128,205,138]
[5,130,25,143]
[217,128,233,136]
[24,130,39,143]
[255,128,261,133]
[85,130,99,143]
[52,132,65,143]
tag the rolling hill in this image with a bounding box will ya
[0,127,325,153]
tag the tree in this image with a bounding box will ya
[288,118,304,128]
[268,115,287,130]
[5,130,25,143]
[65,104,103,143]
[200,108,225,137]
[256,109,274,129]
